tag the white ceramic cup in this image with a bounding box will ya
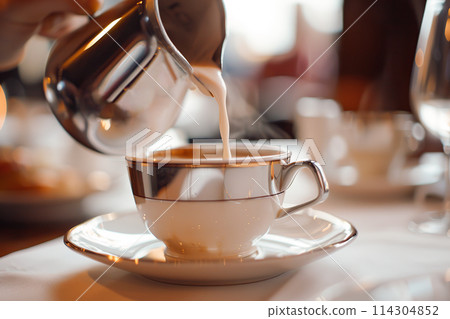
[338,112,423,181]
[127,144,329,260]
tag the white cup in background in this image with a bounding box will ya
[335,111,424,185]
[294,97,342,172]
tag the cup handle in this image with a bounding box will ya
[277,160,329,218]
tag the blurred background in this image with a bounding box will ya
[1,0,439,255]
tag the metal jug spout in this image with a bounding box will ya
[145,0,226,97]
[146,0,225,67]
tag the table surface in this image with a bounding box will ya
[1,175,450,301]
[0,221,70,257]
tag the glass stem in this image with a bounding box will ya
[443,142,450,215]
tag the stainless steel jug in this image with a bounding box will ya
[44,0,225,154]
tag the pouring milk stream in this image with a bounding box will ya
[193,65,231,160]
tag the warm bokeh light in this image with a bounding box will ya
[445,8,450,41]
[107,255,121,262]
[445,268,450,282]
[100,118,112,131]
[0,85,7,130]
[415,48,424,67]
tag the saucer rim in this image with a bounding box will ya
[64,209,357,266]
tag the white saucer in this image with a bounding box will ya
[64,209,356,285]
[330,163,441,198]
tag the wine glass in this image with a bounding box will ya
[410,0,450,235]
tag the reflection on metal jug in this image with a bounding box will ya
[44,0,225,154]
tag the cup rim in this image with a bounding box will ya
[134,192,286,202]
[126,144,290,166]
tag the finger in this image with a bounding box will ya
[56,0,104,16]
[38,12,89,39]
[4,0,104,24]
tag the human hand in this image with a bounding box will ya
[0,0,103,71]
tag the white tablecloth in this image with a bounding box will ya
[1,191,449,301]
